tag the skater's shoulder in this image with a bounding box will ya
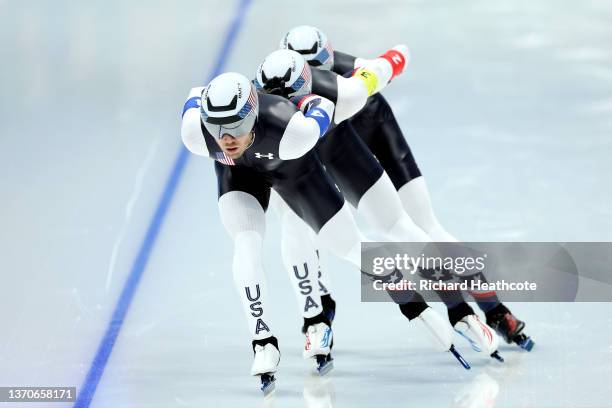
[257,94,303,135]
[258,93,298,120]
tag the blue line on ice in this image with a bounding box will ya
[73,1,253,406]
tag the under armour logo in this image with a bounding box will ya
[255,152,274,159]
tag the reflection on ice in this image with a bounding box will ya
[3,0,612,406]
[303,373,335,408]
[453,373,500,408]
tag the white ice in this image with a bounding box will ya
[1,0,612,407]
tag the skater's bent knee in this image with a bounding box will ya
[233,231,264,268]
[219,191,266,239]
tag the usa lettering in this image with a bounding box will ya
[245,284,270,335]
[293,263,319,313]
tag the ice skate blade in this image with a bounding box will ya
[260,374,276,396]
[455,329,482,352]
[490,351,504,363]
[449,345,471,370]
[517,335,535,351]
[316,355,334,376]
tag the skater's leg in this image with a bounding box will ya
[351,99,455,243]
[215,165,281,389]
[347,113,501,355]
[485,304,535,351]
[351,96,521,355]
[315,250,332,297]
[317,122,431,243]
[318,123,468,309]
[397,178,504,312]
[355,174,473,310]
[397,176,458,242]
[455,270,502,312]
[315,204,467,358]
[311,249,336,322]
[273,170,344,368]
[316,203,465,359]
[274,160,365,268]
[218,191,275,341]
[305,164,471,311]
[270,191,337,324]
[275,161,470,365]
[269,190,324,319]
[319,125,472,316]
[357,172,432,242]
[317,202,365,268]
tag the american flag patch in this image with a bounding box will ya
[215,151,235,165]
[292,63,311,92]
[324,43,333,62]
[238,85,258,118]
[314,42,333,66]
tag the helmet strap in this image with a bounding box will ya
[245,131,256,150]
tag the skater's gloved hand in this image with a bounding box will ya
[290,94,335,137]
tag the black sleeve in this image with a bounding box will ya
[332,50,357,75]
[311,69,339,104]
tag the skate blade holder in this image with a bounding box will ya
[316,355,334,376]
[455,329,482,353]
[516,335,535,351]
[449,345,471,370]
[490,351,505,363]
[260,373,276,396]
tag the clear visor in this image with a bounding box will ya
[202,111,256,139]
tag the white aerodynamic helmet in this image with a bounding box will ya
[255,49,312,98]
[200,72,258,138]
[279,25,334,70]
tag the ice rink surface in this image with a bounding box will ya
[1,0,612,407]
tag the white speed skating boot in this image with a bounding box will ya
[400,298,472,369]
[454,314,503,362]
[448,302,504,362]
[251,337,280,396]
[303,321,334,375]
